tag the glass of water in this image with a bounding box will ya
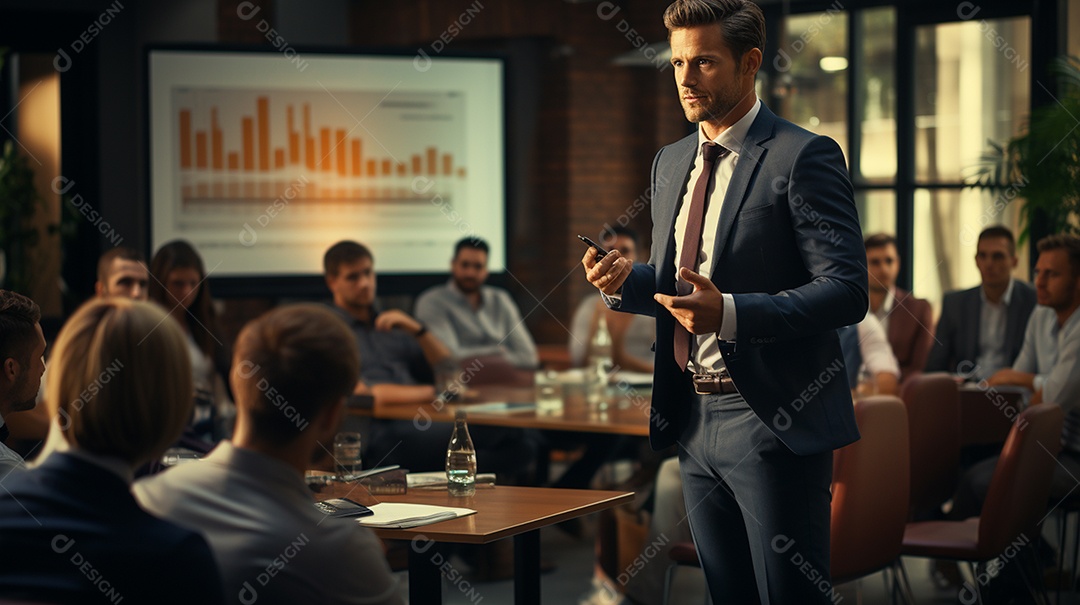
[333,432,362,481]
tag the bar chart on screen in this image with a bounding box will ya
[172,88,467,214]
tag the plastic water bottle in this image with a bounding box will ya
[446,409,477,496]
[587,313,613,405]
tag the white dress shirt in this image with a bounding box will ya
[673,98,762,371]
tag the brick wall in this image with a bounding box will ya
[350,0,688,345]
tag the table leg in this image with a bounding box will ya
[514,530,541,605]
[409,540,444,604]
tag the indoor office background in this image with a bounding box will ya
[0,0,1076,339]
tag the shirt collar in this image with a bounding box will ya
[447,279,486,307]
[696,97,761,157]
[980,278,1015,306]
[882,287,897,314]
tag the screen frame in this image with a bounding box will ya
[143,43,510,299]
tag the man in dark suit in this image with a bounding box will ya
[925,225,1036,380]
[581,0,866,601]
[865,232,935,382]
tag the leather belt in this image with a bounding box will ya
[692,369,738,395]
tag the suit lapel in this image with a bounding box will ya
[709,105,775,266]
[963,289,982,363]
[655,135,698,294]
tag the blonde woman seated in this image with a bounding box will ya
[0,298,224,604]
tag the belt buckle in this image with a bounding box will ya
[692,369,735,395]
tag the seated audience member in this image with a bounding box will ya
[150,240,233,442]
[10,247,153,456]
[0,290,46,471]
[570,227,655,373]
[925,226,1037,380]
[865,233,934,382]
[415,236,539,370]
[323,241,539,483]
[96,246,150,300]
[940,234,1080,593]
[135,304,402,605]
[839,313,901,396]
[0,298,223,603]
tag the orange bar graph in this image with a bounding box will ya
[242,118,254,171]
[179,110,192,169]
[257,97,270,171]
[274,148,285,169]
[442,154,452,176]
[303,105,315,171]
[211,109,223,170]
[227,152,239,171]
[397,163,407,176]
[351,140,362,176]
[286,106,299,165]
[366,159,377,177]
[319,128,331,172]
[426,147,437,175]
[195,132,207,169]
[411,155,422,175]
[381,159,392,175]
[335,129,348,177]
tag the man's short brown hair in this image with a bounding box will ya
[96,247,146,284]
[1037,234,1080,277]
[978,226,1017,256]
[663,0,766,61]
[864,233,898,251]
[323,241,373,277]
[0,290,41,367]
[232,304,360,444]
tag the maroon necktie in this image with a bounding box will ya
[673,141,729,371]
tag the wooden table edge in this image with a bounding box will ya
[369,489,634,544]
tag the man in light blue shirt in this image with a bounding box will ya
[953,234,1080,517]
[415,237,538,370]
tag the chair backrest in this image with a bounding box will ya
[830,396,910,583]
[977,402,1064,557]
[900,372,961,516]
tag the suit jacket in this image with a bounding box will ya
[0,452,224,604]
[619,104,868,455]
[885,287,935,382]
[924,280,1037,375]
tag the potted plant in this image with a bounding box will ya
[970,55,1080,243]
[0,47,45,295]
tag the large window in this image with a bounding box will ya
[769,5,1033,313]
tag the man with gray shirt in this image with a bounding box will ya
[415,237,538,369]
[136,305,402,605]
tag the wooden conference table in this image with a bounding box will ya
[317,483,632,605]
[353,382,655,437]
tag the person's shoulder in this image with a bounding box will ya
[895,287,931,309]
[940,286,978,308]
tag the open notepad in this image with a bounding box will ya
[356,502,476,529]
